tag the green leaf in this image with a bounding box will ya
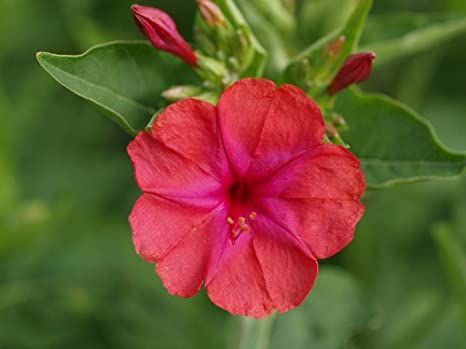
[297,0,356,47]
[284,0,372,93]
[361,14,466,68]
[36,41,196,135]
[334,88,466,188]
[269,267,370,349]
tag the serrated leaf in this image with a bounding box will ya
[284,0,372,93]
[36,41,196,135]
[361,14,466,68]
[334,88,466,188]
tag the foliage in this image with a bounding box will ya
[1,0,465,348]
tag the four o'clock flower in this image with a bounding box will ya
[131,4,197,66]
[328,52,376,95]
[127,78,365,318]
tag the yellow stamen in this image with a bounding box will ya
[227,217,234,225]
[249,212,257,220]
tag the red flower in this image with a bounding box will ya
[328,52,376,95]
[128,78,365,318]
[131,4,197,66]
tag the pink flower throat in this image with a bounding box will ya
[226,181,256,242]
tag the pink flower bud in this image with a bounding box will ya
[197,0,225,27]
[328,52,376,95]
[131,4,197,66]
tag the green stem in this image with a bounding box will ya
[238,313,277,349]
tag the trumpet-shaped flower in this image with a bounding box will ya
[128,78,365,318]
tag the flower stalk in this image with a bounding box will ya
[238,314,277,349]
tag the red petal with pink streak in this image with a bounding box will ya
[217,78,276,178]
[206,214,318,318]
[206,234,273,318]
[251,215,318,313]
[217,79,325,180]
[254,144,365,259]
[129,193,220,262]
[127,131,223,203]
[247,84,325,180]
[151,98,232,185]
[257,197,364,259]
[155,206,228,298]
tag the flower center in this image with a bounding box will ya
[226,182,256,243]
[229,182,249,204]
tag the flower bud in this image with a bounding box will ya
[131,4,197,66]
[162,85,202,102]
[328,52,376,95]
[197,0,224,27]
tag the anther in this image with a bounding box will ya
[249,212,256,220]
[227,217,234,225]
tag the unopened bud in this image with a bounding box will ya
[325,35,346,58]
[329,112,347,128]
[162,85,203,101]
[197,0,224,27]
[328,52,376,95]
[131,4,197,66]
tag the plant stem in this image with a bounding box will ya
[238,313,277,349]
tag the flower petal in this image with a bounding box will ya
[257,197,364,259]
[151,98,232,184]
[129,193,221,263]
[155,206,228,298]
[254,144,365,259]
[217,79,325,180]
[255,144,365,200]
[217,78,276,178]
[247,84,325,180]
[206,234,273,318]
[127,131,223,202]
[251,215,318,313]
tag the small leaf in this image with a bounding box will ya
[284,0,372,93]
[334,88,466,188]
[297,0,356,46]
[269,267,370,349]
[361,14,466,68]
[36,41,196,135]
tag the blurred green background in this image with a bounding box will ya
[1,0,465,348]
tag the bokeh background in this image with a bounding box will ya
[1,0,465,348]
